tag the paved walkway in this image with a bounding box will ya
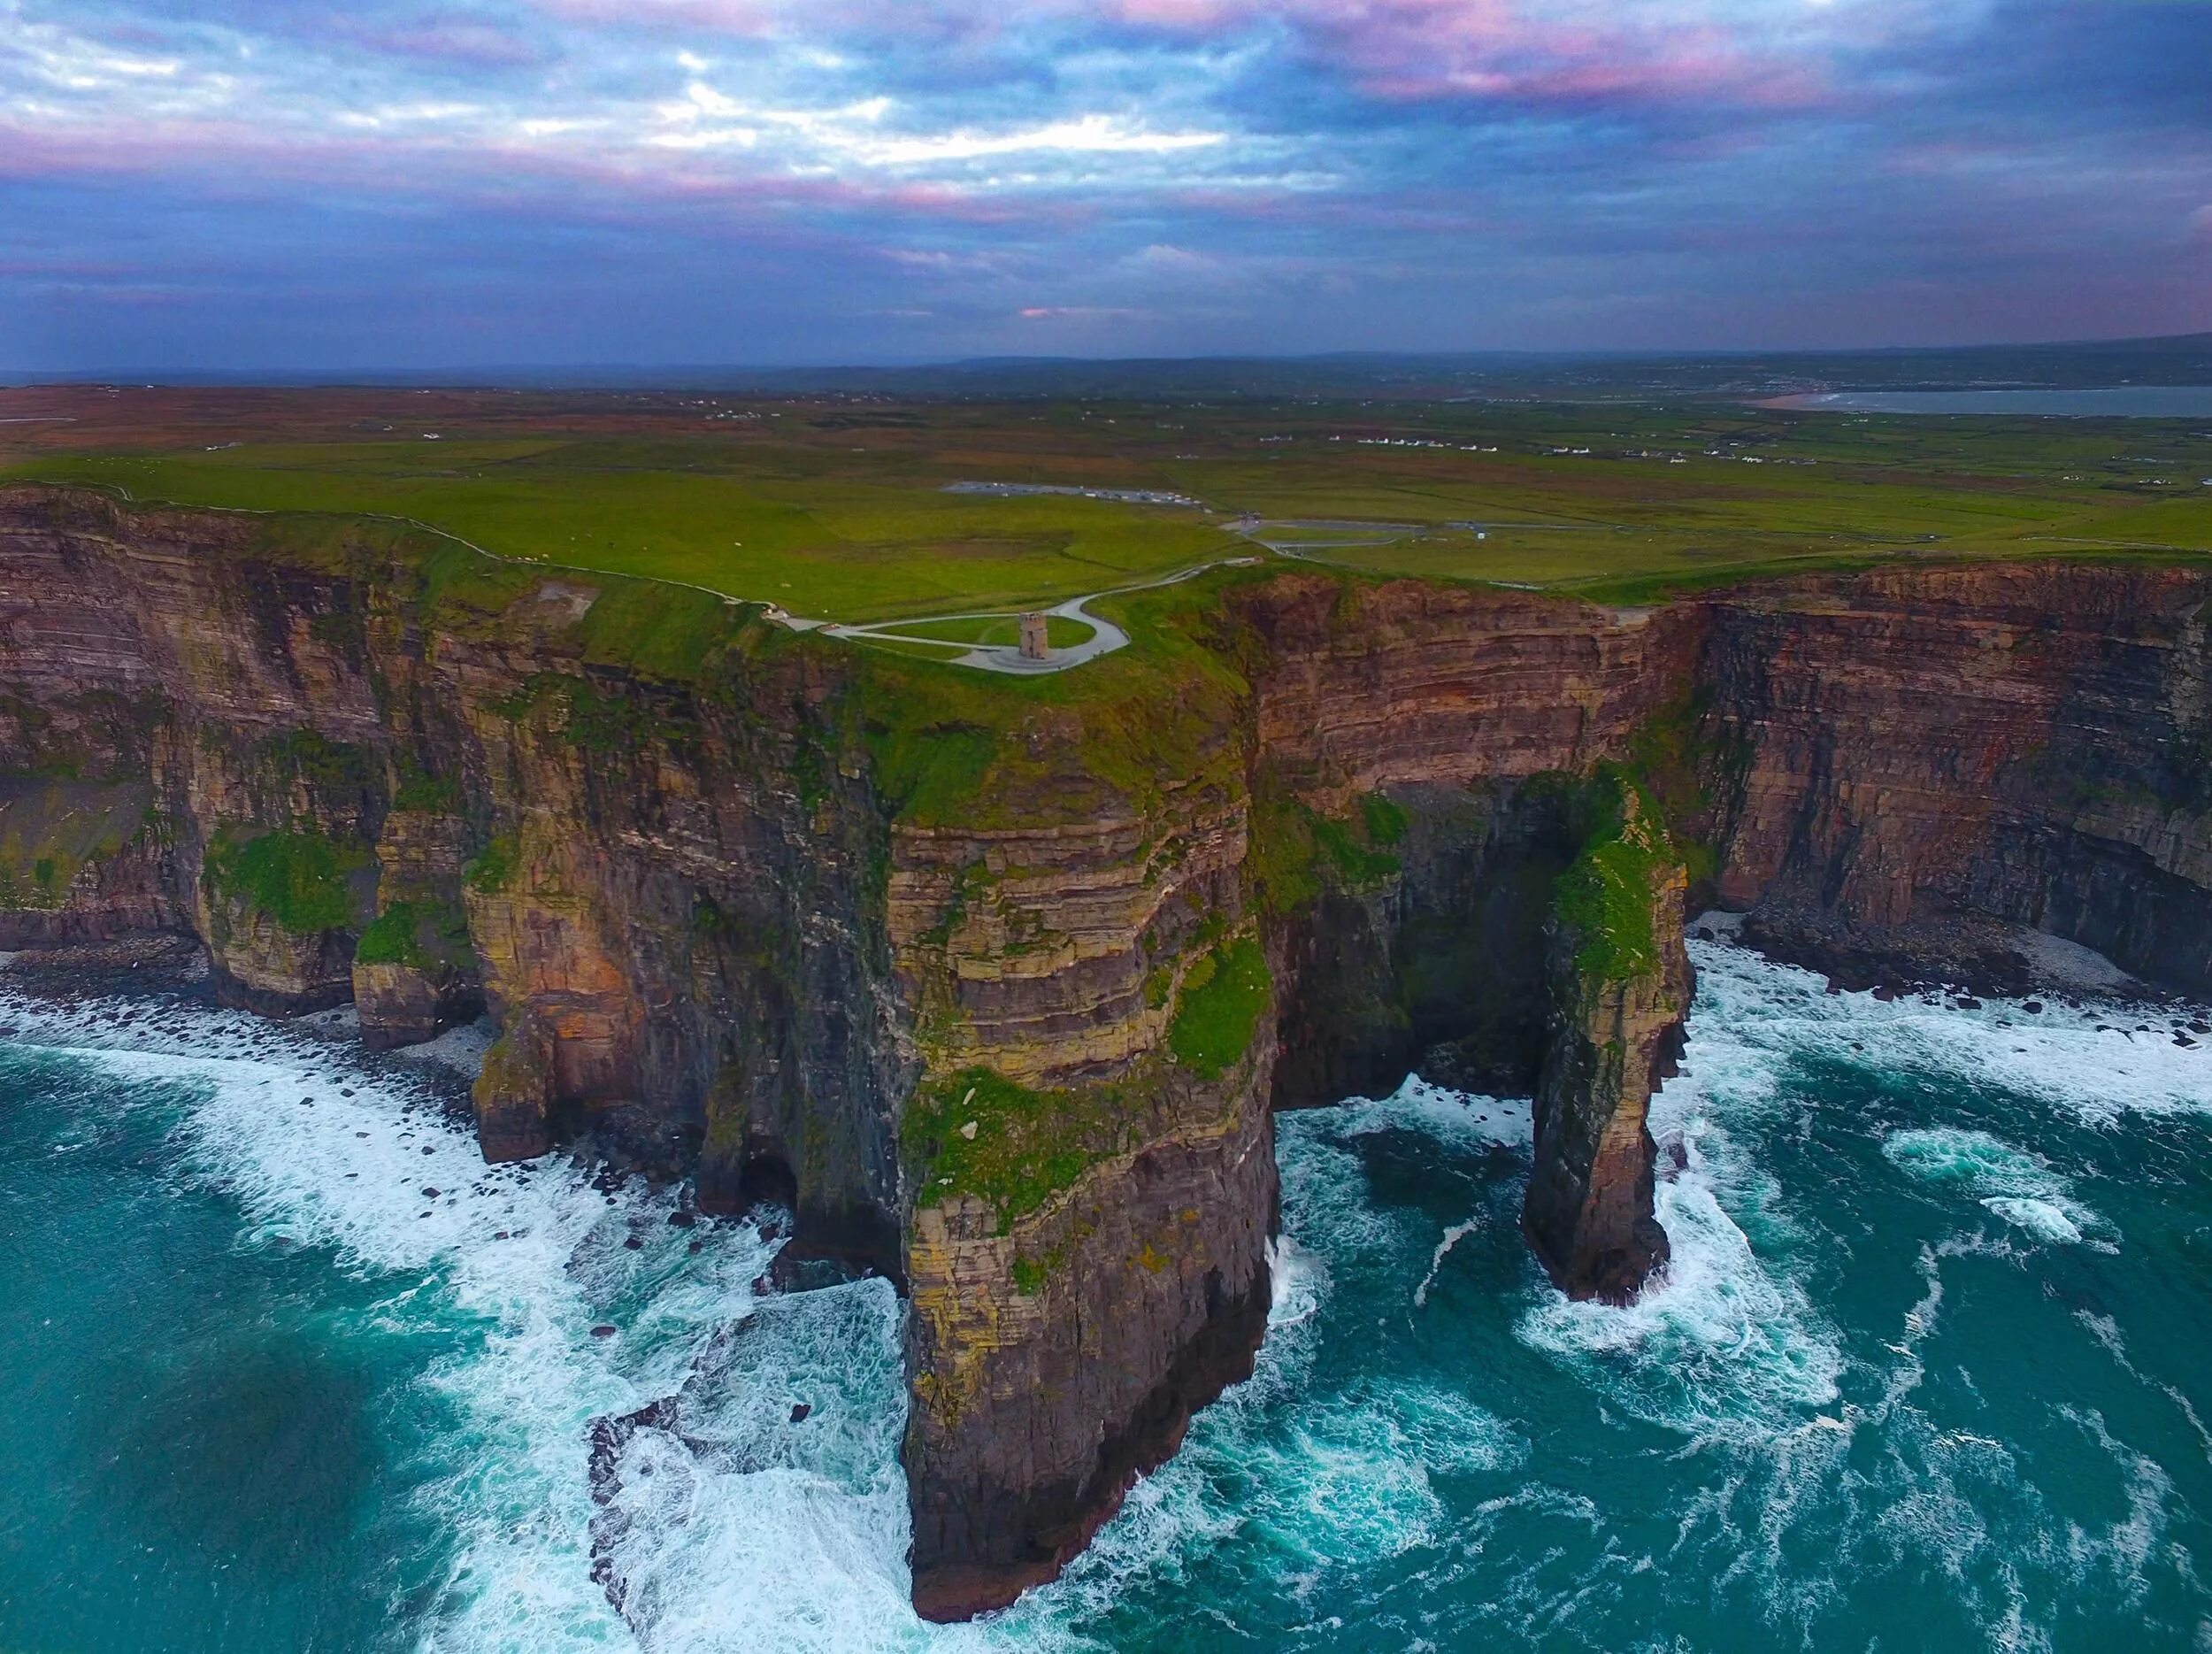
[819,557,1260,675]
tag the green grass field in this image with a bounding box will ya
[4,437,1238,623]
[6,393,2208,627]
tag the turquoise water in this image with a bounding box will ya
[4,940,2212,1651]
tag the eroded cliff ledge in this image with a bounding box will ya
[3,485,2208,1618]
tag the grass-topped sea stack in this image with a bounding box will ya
[1524,770,1693,1304]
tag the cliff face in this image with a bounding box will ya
[882,658,1278,1617]
[1226,574,1699,1111]
[0,486,1280,1622]
[1702,565,2212,992]
[0,489,907,1235]
[1523,781,1690,1304]
[4,485,2210,1618]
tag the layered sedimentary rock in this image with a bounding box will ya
[4,484,2210,1617]
[885,687,1277,1617]
[1701,564,2212,993]
[1523,782,1691,1304]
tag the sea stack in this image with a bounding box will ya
[1524,776,1692,1304]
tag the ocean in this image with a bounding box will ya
[1779,387,2212,419]
[4,935,2209,1651]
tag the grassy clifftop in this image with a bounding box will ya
[12,391,2212,627]
[851,572,1262,833]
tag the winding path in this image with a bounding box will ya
[58,481,1261,677]
[819,557,1260,675]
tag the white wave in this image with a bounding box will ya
[1512,981,1846,1436]
[1977,1197,2084,1244]
[1684,938,2212,1126]
[1328,1074,1535,1152]
[1267,1235,1327,1331]
[1413,1215,1481,1310]
[1516,1167,1844,1435]
[1883,1127,2102,1245]
[594,1285,938,1654]
[1884,1126,2056,1194]
[0,987,948,1654]
[9,931,2207,1652]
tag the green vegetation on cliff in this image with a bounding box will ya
[354,897,472,969]
[392,768,462,814]
[257,729,371,795]
[1246,785,1409,917]
[9,435,1234,624]
[855,574,1253,833]
[1621,693,1726,889]
[1168,934,1272,1080]
[204,826,366,935]
[487,671,666,751]
[463,833,518,896]
[15,396,2212,635]
[903,1065,1128,1232]
[1551,770,1677,984]
[0,779,154,911]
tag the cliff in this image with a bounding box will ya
[1702,563,2212,994]
[2,484,2208,1617]
[1523,775,1690,1304]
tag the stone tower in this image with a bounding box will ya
[1019,612,1049,659]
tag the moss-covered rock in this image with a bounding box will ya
[902,1065,1133,1233]
[1167,934,1271,1080]
[203,825,368,936]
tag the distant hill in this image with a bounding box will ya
[733,334,2212,400]
[10,332,2211,402]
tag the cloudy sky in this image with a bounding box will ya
[3,0,2208,369]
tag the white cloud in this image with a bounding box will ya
[649,77,1225,178]
[851,113,1223,165]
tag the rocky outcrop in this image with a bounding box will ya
[884,683,1275,1618]
[4,486,2210,1618]
[1523,781,1690,1304]
[902,1050,1274,1619]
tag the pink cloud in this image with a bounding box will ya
[1108,0,1839,112]
[0,111,1083,238]
[529,0,773,34]
[504,0,1847,112]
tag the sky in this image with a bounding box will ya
[2,0,2209,371]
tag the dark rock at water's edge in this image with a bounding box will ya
[1733,904,2166,1004]
[0,932,211,1000]
[909,1262,1273,1623]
